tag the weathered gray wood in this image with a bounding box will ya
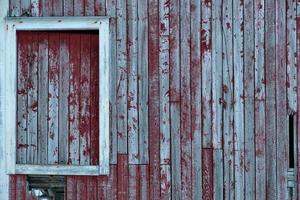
[160,165,171,199]
[276,1,288,199]
[233,0,244,198]
[137,0,149,164]
[254,0,266,199]
[190,0,202,199]
[201,1,212,149]
[79,33,91,165]
[52,0,63,16]
[27,33,38,164]
[31,0,39,17]
[212,0,222,150]
[85,0,94,16]
[69,33,80,165]
[0,0,10,198]
[116,0,128,154]
[48,33,60,164]
[213,149,223,200]
[180,0,192,198]
[159,0,170,165]
[127,0,139,164]
[9,0,20,16]
[128,165,138,199]
[41,0,52,16]
[244,0,255,199]
[16,32,28,164]
[58,33,69,164]
[20,0,30,15]
[222,0,234,199]
[265,0,277,198]
[170,0,181,198]
[287,0,297,113]
[64,0,74,16]
[38,32,49,165]
[74,0,84,16]
[107,0,117,164]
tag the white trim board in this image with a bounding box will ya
[4,17,110,176]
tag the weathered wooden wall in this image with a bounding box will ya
[6,0,300,199]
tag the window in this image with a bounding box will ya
[4,17,110,175]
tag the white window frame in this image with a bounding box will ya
[4,17,110,176]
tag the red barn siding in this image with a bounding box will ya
[8,0,300,199]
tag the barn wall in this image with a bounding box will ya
[6,0,299,199]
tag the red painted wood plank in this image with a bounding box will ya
[41,0,53,16]
[97,176,107,199]
[85,0,95,15]
[117,154,128,200]
[53,0,63,15]
[148,0,161,199]
[128,165,140,199]
[95,0,106,15]
[90,32,99,165]
[64,0,74,16]
[16,175,26,200]
[9,176,17,200]
[66,176,77,200]
[297,11,300,200]
[202,149,213,200]
[107,165,118,199]
[160,165,171,199]
[69,33,81,165]
[74,0,84,16]
[77,177,87,200]
[139,165,150,199]
[87,177,98,200]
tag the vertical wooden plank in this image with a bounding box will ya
[222,0,234,199]
[107,0,117,164]
[9,0,20,16]
[48,32,59,165]
[160,165,171,200]
[17,32,28,164]
[201,0,212,149]
[287,0,297,113]
[254,0,266,199]
[27,33,38,164]
[20,0,30,15]
[159,0,170,166]
[69,33,81,165]
[95,0,106,15]
[127,0,139,164]
[85,0,95,15]
[297,5,300,199]
[244,0,255,199]
[212,0,223,149]
[117,154,128,200]
[149,0,161,198]
[190,0,202,199]
[77,177,87,200]
[137,0,149,164]
[41,0,52,16]
[169,0,181,198]
[211,1,223,199]
[59,33,70,164]
[16,175,26,200]
[79,33,91,165]
[90,33,99,165]
[116,0,128,154]
[87,177,98,200]
[233,0,244,198]
[265,0,277,198]
[107,165,118,200]
[129,165,140,199]
[213,149,223,200]
[31,0,39,16]
[66,176,77,200]
[276,0,288,199]
[180,0,191,199]
[202,148,213,200]
[52,0,63,15]
[38,32,48,165]
[64,0,74,16]
[9,176,17,200]
[140,165,149,200]
[97,176,107,199]
[74,0,84,16]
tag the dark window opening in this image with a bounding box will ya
[27,175,65,200]
[289,114,295,168]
